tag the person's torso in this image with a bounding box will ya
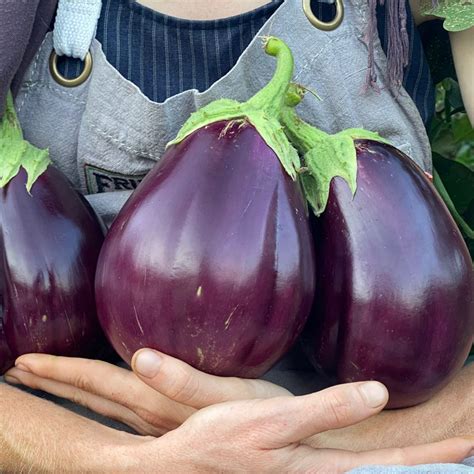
[58,0,434,124]
[7,0,436,433]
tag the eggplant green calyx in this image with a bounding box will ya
[0,93,50,192]
[280,86,390,215]
[167,37,301,180]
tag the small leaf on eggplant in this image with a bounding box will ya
[301,134,358,216]
[0,93,50,190]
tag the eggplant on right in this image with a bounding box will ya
[281,88,474,409]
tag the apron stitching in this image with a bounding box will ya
[19,83,87,107]
[62,0,100,6]
[88,123,160,160]
[17,39,51,114]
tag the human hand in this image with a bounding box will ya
[307,362,474,452]
[9,348,474,457]
[127,350,474,458]
[3,372,472,473]
[4,350,287,436]
[127,349,474,454]
[121,381,474,473]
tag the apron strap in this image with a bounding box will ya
[53,0,102,60]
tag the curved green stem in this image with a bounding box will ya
[433,168,474,240]
[280,106,329,155]
[280,84,329,154]
[280,85,388,215]
[246,37,295,115]
[168,37,301,179]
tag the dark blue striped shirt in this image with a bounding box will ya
[60,0,434,125]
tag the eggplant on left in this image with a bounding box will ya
[0,93,106,374]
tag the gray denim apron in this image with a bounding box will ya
[15,0,432,228]
[4,0,442,450]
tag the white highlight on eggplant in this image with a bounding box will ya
[224,305,239,331]
[133,305,145,336]
[197,347,204,365]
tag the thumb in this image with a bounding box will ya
[131,349,289,409]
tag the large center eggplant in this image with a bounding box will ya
[95,38,316,377]
[96,121,315,376]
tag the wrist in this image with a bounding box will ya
[86,446,142,473]
[113,438,172,472]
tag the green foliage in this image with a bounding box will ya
[0,93,50,192]
[421,0,474,31]
[429,79,474,260]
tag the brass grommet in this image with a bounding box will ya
[303,0,344,31]
[49,50,93,87]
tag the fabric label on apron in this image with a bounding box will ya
[84,164,147,193]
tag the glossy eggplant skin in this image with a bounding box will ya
[302,140,474,408]
[0,167,106,374]
[0,317,13,374]
[96,121,316,378]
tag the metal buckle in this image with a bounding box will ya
[303,0,344,31]
[49,50,93,87]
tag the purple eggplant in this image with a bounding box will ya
[281,99,474,408]
[95,38,316,377]
[0,317,14,375]
[0,95,106,374]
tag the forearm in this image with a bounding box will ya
[450,27,474,125]
[0,384,138,472]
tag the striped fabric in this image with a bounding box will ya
[60,0,282,101]
[59,0,434,124]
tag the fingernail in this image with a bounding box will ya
[359,382,388,408]
[4,375,20,385]
[134,350,162,378]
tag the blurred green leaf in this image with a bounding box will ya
[421,1,474,32]
[443,78,464,112]
[455,143,474,171]
[464,200,474,229]
[429,78,474,260]
[430,119,458,156]
[429,82,474,164]
[433,153,474,214]
[452,115,474,142]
